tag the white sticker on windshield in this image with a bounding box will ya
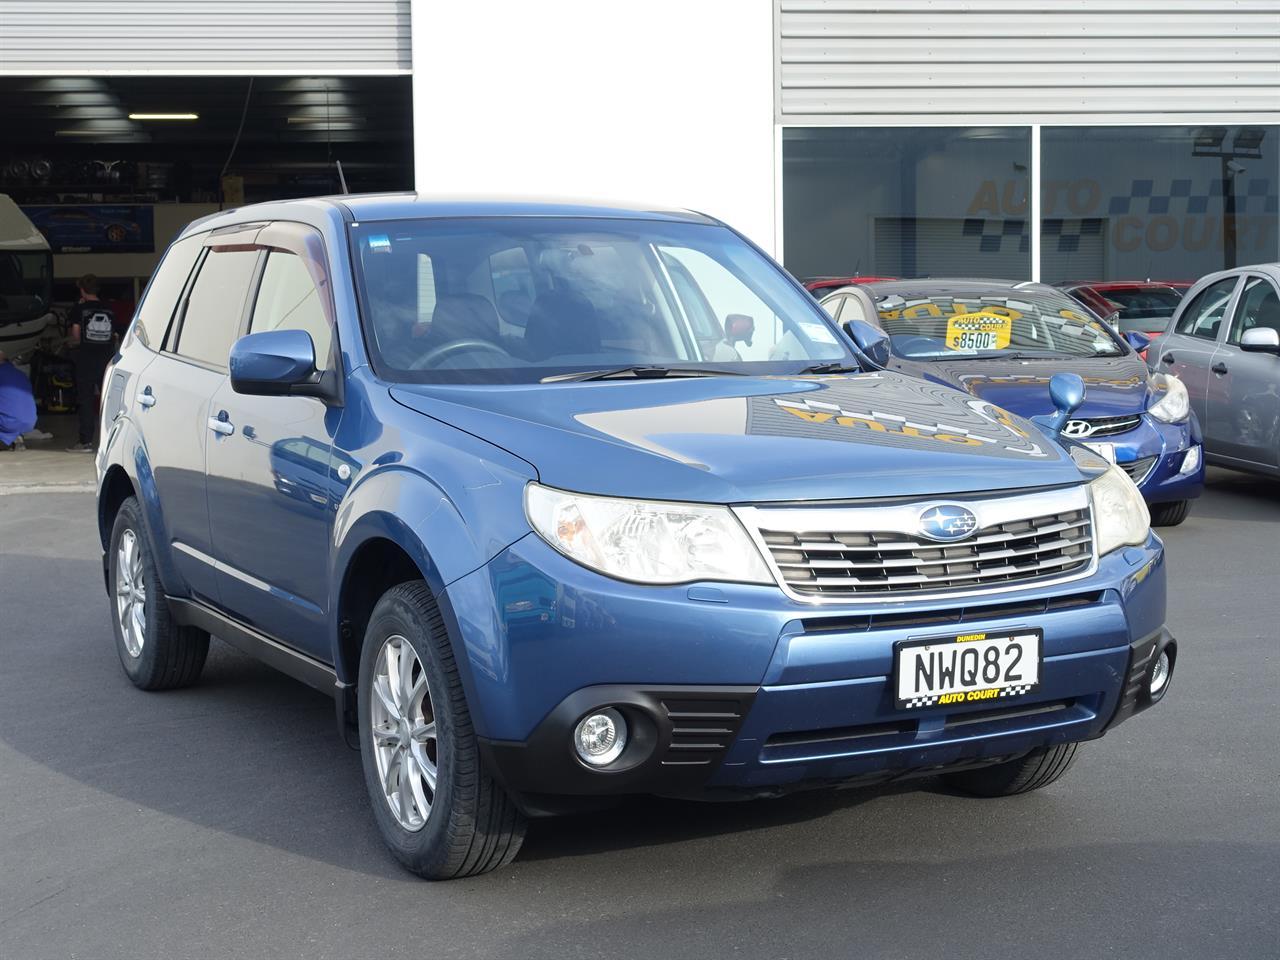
[798,321,839,345]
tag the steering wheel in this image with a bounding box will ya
[409,339,511,370]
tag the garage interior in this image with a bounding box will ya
[0,74,412,295]
[0,74,411,475]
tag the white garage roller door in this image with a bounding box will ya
[0,0,411,75]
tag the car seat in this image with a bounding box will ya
[524,290,602,360]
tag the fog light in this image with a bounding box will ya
[1149,650,1171,696]
[1179,445,1201,475]
[574,708,627,766]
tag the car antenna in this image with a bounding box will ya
[335,160,349,195]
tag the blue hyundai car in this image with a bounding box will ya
[819,280,1205,526]
[96,196,1176,879]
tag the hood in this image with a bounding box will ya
[390,371,1092,504]
[890,354,1153,420]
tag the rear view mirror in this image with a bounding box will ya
[1031,372,1086,435]
[1240,327,1280,354]
[843,319,891,367]
[724,314,755,347]
[230,329,337,402]
[1124,331,1152,352]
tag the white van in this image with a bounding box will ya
[0,194,55,360]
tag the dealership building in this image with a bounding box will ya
[1,0,1277,297]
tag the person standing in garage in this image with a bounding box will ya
[65,274,117,452]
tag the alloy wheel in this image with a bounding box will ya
[115,528,147,658]
[369,635,438,831]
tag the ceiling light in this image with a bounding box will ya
[128,113,199,121]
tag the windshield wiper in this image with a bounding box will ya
[541,365,749,383]
[957,351,1064,361]
[798,361,861,374]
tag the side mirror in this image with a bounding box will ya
[1031,372,1086,435]
[1124,330,1152,352]
[1240,327,1280,354]
[724,313,755,347]
[843,319,891,367]
[230,329,336,401]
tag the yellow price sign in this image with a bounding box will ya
[945,311,1012,351]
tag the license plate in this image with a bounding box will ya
[894,629,1042,709]
[1084,442,1116,463]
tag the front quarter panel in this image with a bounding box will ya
[328,376,538,682]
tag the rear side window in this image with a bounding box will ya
[1228,277,1280,344]
[134,234,203,349]
[249,251,333,370]
[1175,277,1238,341]
[174,249,259,368]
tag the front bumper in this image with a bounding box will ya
[1101,414,1203,505]
[448,529,1174,813]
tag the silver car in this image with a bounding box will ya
[1151,264,1280,478]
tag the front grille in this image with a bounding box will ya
[1120,456,1157,485]
[762,508,1093,599]
[658,696,749,766]
[1074,414,1141,438]
[797,590,1105,634]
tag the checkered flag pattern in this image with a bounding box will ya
[971,178,1277,257]
[905,695,939,709]
[962,217,1029,254]
[1042,217,1105,254]
[999,684,1034,698]
[1107,178,1276,217]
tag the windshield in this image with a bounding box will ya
[351,218,850,383]
[0,250,53,324]
[869,289,1125,361]
[1096,287,1184,333]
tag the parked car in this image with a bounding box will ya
[1056,280,1191,359]
[1149,264,1280,478]
[97,196,1177,880]
[0,194,54,361]
[821,279,1204,525]
[803,274,897,293]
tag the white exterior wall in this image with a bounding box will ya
[410,0,779,252]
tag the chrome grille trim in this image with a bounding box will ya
[1070,414,1142,438]
[1120,456,1157,486]
[737,486,1097,606]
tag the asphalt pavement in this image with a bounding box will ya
[1,471,1277,960]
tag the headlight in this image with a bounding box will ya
[1089,463,1150,555]
[525,483,772,585]
[1148,373,1189,423]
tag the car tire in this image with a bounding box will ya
[108,496,210,690]
[942,743,1079,797]
[1150,499,1190,527]
[358,581,526,880]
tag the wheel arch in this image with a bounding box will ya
[334,529,437,686]
[96,422,184,599]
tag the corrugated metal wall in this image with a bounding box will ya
[0,0,411,75]
[777,0,1280,123]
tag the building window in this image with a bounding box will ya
[782,127,1031,283]
[1040,126,1279,284]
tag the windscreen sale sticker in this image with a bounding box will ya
[945,311,1013,351]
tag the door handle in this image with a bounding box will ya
[1160,353,1176,364]
[1211,361,1229,375]
[207,413,235,436]
[136,387,156,408]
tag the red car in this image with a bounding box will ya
[803,275,897,293]
[1056,281,1191,358]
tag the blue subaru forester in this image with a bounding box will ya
[96,196,1177,880]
